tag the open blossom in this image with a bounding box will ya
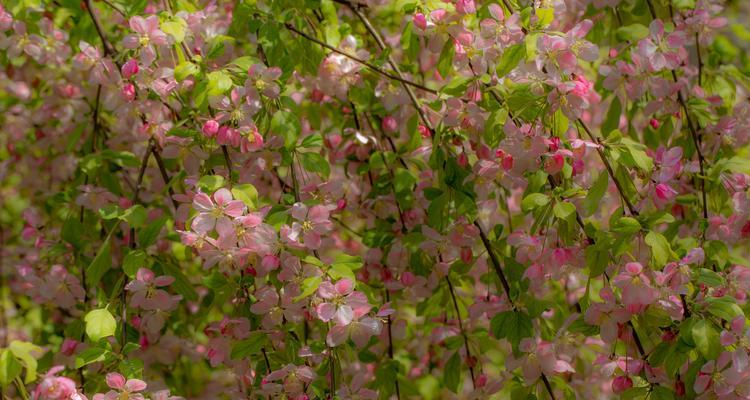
[32,366,80,400]
[287,202,333,249]
[326,306,382,347]
[125,268,177,310]
[93,373,147,400]
[315,278,371,325]
[613,262,657,314]
[191,188,246,236]
[122,16,168,66]
[636,20,687,71]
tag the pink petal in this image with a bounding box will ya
[106,372,126,390]
[316,302,336,322]
[326,324,349,347]
[213,188,233,206]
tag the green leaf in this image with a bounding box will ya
[441,76,472,96]
[206,70,233,96]
[620,137,654,172]
[553,201,576,221]
[197,175,225,192]
[521,193,550,212]
[705,297,744,322]
[271,110,301,149]
[444,351,462,393]
[61,216,84,248]
[612,217,641,234]
[534,8,554,28]
[293,276,322,302]
[697,268,725,287]
[692,320,721,360]
[174,61,200,81]
[123,250,146,278]
[551,108,568,137]
[86,235,112,287]
[616,24,650,41]
[119,359,144,380]
[231,183,259,208]
[161,17,187,43]
[602,96,621,137]
[437,39,455,78]
[74,347,107,368]
[85,308,117,342]
[121,205,148,228]
[584,172,608,216]
[300,133,323,148]
[0,350,22,386]
[299,152,331,178]
[8,341,41,384]
[495,43,525,77]
[137,216,167,248]
[645,231,673,268]
[490,310,534,349]
[231,331,268,359]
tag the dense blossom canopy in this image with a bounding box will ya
[1,0,750,399]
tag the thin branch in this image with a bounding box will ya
[384,290,401,399]
[151,146,180,211]
[283,23,438,96]
[474,221,515,309]
[221,145,234,188]
[345,4,435,130]
[84,0,115,56]
[577,120,639,216]
[445,275,476,389]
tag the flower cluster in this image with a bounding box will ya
[0,0,749,399]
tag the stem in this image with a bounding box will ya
[84,0,115,56]
[151,147,180,212]
[122,142,154,349]
[473,221,515,309]
[221,145,233,188]
[577,120,639,216]
[283,23,437,96]
[695,33,703,87]
[445,276,476,389]
[384,290,401,399]
[345,4,435,131]
[541,373,557,400]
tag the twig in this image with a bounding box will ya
[345,4,435,130]
[577,120,639,216]
[151,146,180,211]
[84,0,115,56]
[283,23,437,96]
[445,276,476,389]
[474,221,515,308]
[221,145,233,188]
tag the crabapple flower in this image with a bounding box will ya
[191,188,246,236]
[93,373,147,400]
[32,366,79,400]
[315,279,370,326]
[636,20,687,71]
[125,268,176,310]
[288,202,333,249]
[122,16,168,66]
[613,262,657,314]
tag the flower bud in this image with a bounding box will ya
[121,83,136,102]
[202,119,219,137]
[122,59,139,79]
[612,376,633,394]
[413,13,427,30]
[381,116,397,133]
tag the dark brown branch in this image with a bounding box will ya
[474,221,515,309]
[283,23,438,96]
[445,276,476,390]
